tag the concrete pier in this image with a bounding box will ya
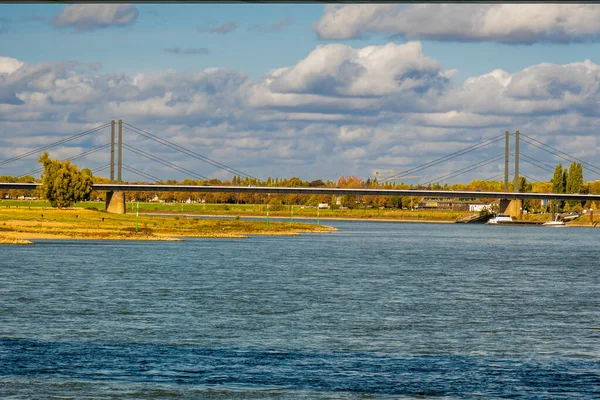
[500,199,523,219]
[105,191,126,214]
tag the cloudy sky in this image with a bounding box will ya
[2,3,600,184]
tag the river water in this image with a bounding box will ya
[1,221,599,398]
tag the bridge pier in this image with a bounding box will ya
[105,120,126,214]
[500,199,522,219]
[105,191,126,214]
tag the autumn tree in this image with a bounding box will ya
[567,162,583,194]
[566,162,584,208]
[551,164,565,210]
[551,164,564,194]
[38,152,93,208]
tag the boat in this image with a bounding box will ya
[543,204,566,227]
[486,214,513,224]
[543,213,566,227]
[542,220,566,227]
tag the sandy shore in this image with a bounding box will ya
[0,234,34,245]
[2,230,183,242]
[143,213,456,224]
[0,229,334,243]
[0,210,336,244]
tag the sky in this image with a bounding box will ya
[2,3,600,184]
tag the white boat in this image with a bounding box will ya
[542,220,566,227]
[543,205,566,227]
[487,214,513,224]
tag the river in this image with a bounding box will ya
[1,221,599,398]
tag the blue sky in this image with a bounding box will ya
[5,4,600,81]
[2,3,600,183]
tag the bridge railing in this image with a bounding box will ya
[2,182,600,202]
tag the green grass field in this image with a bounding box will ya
[0,199,472,221]
[0,205,335,242]
[2,199,597,225]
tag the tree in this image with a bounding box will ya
[568,162,583,194]
[267,197,285,211]
[388,196,403,209]
[519,176,532,193]
[567,162,584,208]
[38,152,93,208]
[305,194,320,207]
[551,164,564,194]
[551,164,565,210]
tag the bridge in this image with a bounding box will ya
[2,182,600,203]
[2,120,600,217]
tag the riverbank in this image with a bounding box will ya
[0,200,473,222]
[0,208,336,244]
[138,207,471,222]
[142,212,456,224]
[0,235,33,245]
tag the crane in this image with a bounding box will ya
[374,170,420,184]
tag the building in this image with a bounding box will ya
[418,197,493,211]
[469,203,493,212]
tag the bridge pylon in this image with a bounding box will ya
[105,119,126,214]
[500,130,522,219]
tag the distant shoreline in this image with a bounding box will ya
[141,212,600,227]
[141,212,456,224]
[0,208,336,244]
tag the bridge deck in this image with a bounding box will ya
[2,183,600,202]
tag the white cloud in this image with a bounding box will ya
[267,42,445,97]
[52,4,138,31]
[447,59,600,117]
[0,56,24,74]
[2,44,600,182]
[405,112,512,128]
[244,84,382,115]
[314,4,600,44]
[338,126,372,144]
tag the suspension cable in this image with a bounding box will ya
[520,173,541,183]
[484,171,509,182]
[93,164,111,174]
[523,135,600,175]
[122,123,261,182]
[122,143,209,181]
[483,171,541,184]
[520,132,600,173]
[518,154,555,174]
[521,138,600,176]
[0,123,109,167]
[122,164,162,182]
[421,154,505,185]
[518,152,555,173]
[380,134,505,183]
[18,143,111,178]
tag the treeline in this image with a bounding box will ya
[2,161,600,212]
[92,172,600,212]
[0,175,38,199]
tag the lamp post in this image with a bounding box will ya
[135,201,139,233]
[266,194,270,229]
[266,203,269,229]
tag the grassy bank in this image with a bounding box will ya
[0,200,474,221]
[0,207,336,244]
